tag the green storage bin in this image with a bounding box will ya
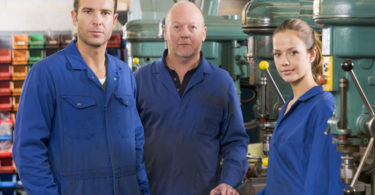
[29,34,45,48]
[28,49,44,64]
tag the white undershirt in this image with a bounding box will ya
[99,77,106,85]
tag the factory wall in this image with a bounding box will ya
[0,0,247,31]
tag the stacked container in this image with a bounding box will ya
[0,35,16,194]
[107,33,124,61]
[11,34,29,113]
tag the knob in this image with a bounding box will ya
[341,59,354,72]
[133,57,140,64]
[258,60,285,104]
[262,157,268,167]
[317,75,325,85]
[259,60,269,70]
[344,186,355,195]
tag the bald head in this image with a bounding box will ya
[165,1,205,27]
[163,1,207,61]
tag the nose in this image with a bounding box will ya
[92,12,103,26]
[280,54,290,66]
[180,25,190,38]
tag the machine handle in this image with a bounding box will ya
[259,61,286,104]
[259,75,268,118]
[341,59,375,194]
[341,60,375,117]
[344,137,374,194]
[339,77,348,129]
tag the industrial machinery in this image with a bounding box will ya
[124,0,249,96]
[313,0,375,194]
[241,0,320,179]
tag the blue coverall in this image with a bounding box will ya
[135,53,249,195]
[13,41,149,195]
[259,85,345,194]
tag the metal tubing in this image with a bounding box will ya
[260,75,267,116]
[339,77,347,129]
[349,70,375,117]
[265,69,285,104]
[200,0,219,16]
[350,137,374,187]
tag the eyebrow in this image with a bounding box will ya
[273,47,297,52]
[81,7,113,13]
[172,21,198,25]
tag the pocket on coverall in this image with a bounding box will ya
[114,94,134,138]
[62,95,97,139]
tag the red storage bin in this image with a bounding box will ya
[0,81,11,97]
[12,34,28,49]
[0,66,11,81]
[0,96,11,112]
[107,34,121,48]
[0,151,14,174]
[0,50,11,64]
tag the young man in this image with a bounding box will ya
[135,2,249,195]
[12,0,149,194]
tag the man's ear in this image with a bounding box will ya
[202,26,207,42]
[163,25,168,41]
[71,10,78,26]
[113,13,118,26]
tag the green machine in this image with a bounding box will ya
[313,0,375,194]
[123,0,249,96]
[241,0,319,161]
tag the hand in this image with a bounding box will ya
[210,183,239,195]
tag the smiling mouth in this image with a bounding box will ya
[282,70,293,74]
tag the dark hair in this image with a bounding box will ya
[273,18,323,83]
[73,0,118,13]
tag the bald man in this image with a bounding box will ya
[135,2,249,195]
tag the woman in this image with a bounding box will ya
[259,19,345,194]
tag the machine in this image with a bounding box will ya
[314,0,375,194]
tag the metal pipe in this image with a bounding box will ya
[260,75,267,117]
[200,0,220,16]
[265,69,285,104]
[339,77,347,129]
[350,137,374,187]
[349,70,375,117]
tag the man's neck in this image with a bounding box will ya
[165,53,200,82]
[166,53,200,72]
[76,39,107,79]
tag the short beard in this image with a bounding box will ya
[175,50,197,59]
